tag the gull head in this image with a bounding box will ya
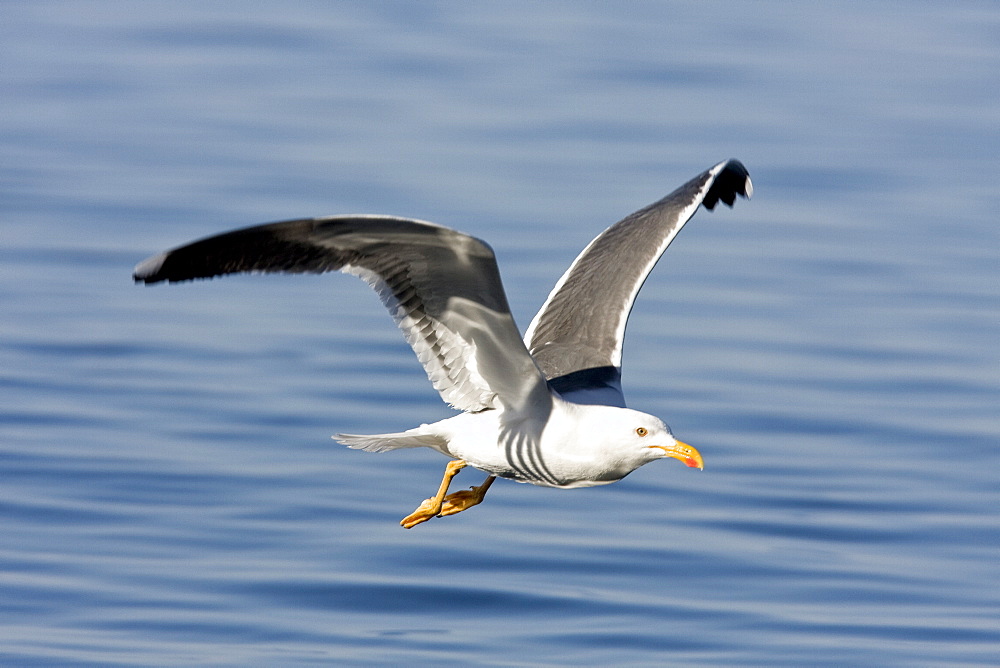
[556,403,705,481]
[622,411,704,471]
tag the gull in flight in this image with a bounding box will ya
[134,159,751,528]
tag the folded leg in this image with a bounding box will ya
[400,459,466,529]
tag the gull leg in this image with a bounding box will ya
[400,459,467,529]
[439,474,495,517]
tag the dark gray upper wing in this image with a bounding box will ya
[524,159,752,404]
[134,215,550,413]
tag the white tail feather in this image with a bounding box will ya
[334,429,448,453]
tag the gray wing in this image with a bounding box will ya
[523,159,752,406]
[134,215,550,413]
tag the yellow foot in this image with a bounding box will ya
[399,497,440,529]
[440,475,496,517]
[399,459,467,529]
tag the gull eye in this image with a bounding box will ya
[635,427,648,437]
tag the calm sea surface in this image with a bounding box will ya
[3,3,998,666]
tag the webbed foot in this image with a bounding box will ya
[439,475,496,517]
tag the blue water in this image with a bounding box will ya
[3,2,999,665]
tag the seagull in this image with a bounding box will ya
[134,159,751,528]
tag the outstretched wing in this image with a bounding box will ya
[134,215,550,413]
[523,159,752,406]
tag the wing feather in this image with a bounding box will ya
[524,160,752,401]
[134,215,549,413]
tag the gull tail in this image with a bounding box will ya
[335,428,448,453]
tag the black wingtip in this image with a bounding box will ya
[702,159,752,210]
